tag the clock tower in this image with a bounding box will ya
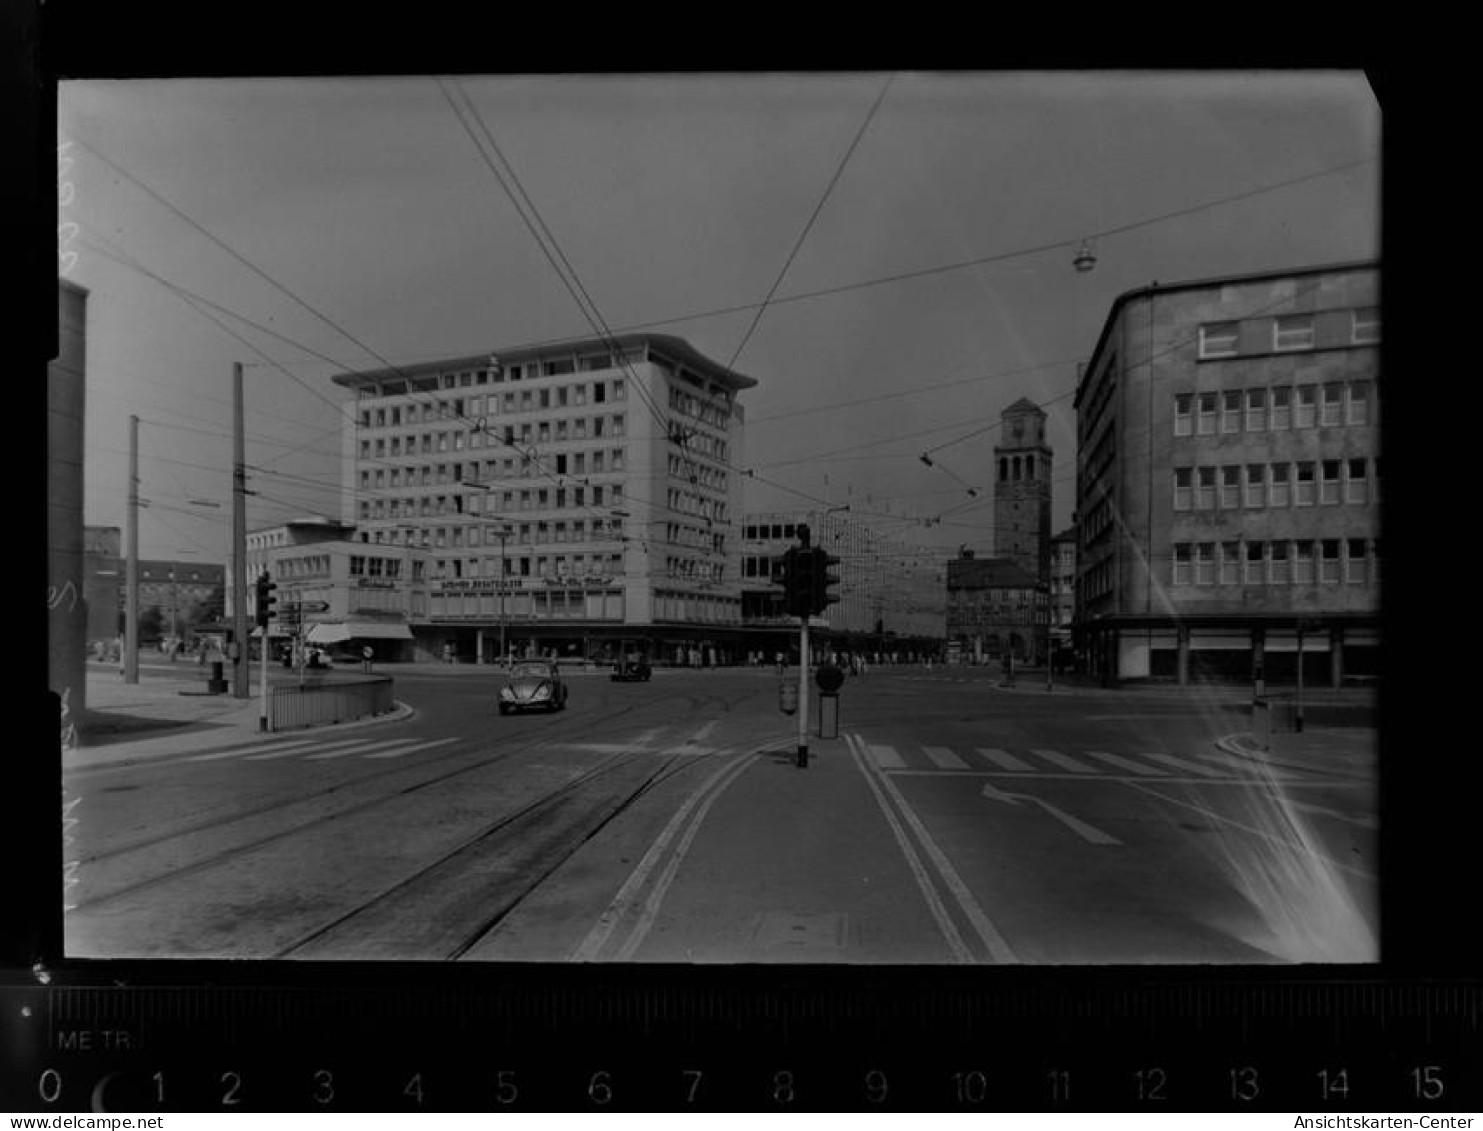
[994,398,1052,582]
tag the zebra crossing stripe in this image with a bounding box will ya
[306,738,414,760]
[976,748,1033,772]
[1142,753,1229,778]
[243,738,371,761]
[868,744,907,770]
[1084,750,1166,775]
[363,737,459,759]
[184,740,319,763]
[922,745,969,770]
[1030,749,1095,773]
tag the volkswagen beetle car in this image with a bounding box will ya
[499,659,568,714]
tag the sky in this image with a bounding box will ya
[56,71,1381,568]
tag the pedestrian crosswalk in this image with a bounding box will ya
[183,735,458,765]
[858,742,1300,780]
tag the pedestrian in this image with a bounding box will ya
[362,644,373,674]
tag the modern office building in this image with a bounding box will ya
[740,509,945,658]
[1072,261,1380,684]
[331,333,756,664]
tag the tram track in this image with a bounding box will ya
[67,686,707,912]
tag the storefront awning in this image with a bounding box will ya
[307,621,414,644]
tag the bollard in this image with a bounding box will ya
[818,691,840,739]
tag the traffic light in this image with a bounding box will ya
[784,546,816,618]
[255,572,277,628]
[812,549,841,615]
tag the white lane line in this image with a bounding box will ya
[363,737,459,760]
[183,739,318,763]
[242,738,371,762]
[856,734,1019,964]
[975,747,1033,772]
[843,736,974,964]
[305,738,415,761]
[1083,750,1167,775]
[922,745,969,771]
[686,720,719,745]
[573,751,759,962]
[1142,753,1229,778]
[868,744,907,770]
[1029,749,1096,773]
[1124,781,1377,881]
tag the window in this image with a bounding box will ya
[1173,394,1193,436]
[1195,543,1216,586]
[1321,384,1344,427]
[1245,464,1266,508]
[1269,541,1290,585]
[1295,386,1317,428]
[1173,467,1193,511]
[1269,462,1291,508]
[1347,539,1368,584]
[1197,393,1217,435]
[1196,467,1215,509]
[1353,307,1380,344]
[1320,539,1341,584]
[1295,461,1316,506]
[1199,322,1239,359]
[1347,381,1372,426]
[1244,541,1266,585]
[1245,388,1266,431]
[1270,387,1292,430]
[1294,541,1314,585]
[1274,314,1315,351]
[1346,458,1369,504]
[1173,543,1192,586]
[1321,460,1341,505]
[1221,391,1242,433]
[1220,465,1241,508]
[1220,542,1241,585]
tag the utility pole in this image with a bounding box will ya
[231,362,250,698]
[124,415,139,683]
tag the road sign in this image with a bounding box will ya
[280,601,330,613]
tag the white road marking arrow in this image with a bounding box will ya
[981,782,1122,845]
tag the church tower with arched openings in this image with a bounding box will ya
[993,398,1052,583]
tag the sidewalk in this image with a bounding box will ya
[66,660,413,770]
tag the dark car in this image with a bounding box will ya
[610,657,652,682]
[499,660,568,714]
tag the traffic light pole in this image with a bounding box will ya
[797,617,810,768]
[258,618,269,731]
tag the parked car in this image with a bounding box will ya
[499,660,568,715]
[610,657,652,682]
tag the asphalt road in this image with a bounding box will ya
[61,666,1377,964]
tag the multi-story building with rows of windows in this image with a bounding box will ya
[739,510,945,661]
[331,333,756,665]
[1073,260,1380,685]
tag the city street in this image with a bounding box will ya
[62,665,1377,965]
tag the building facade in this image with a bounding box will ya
[1049,526,1076,647]
[944,551,1048,665]
[332,333,757,665]
[1072,261,1380,684]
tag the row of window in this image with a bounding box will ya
[357,482,626,522]
[430,553,625,581]
[367,385,629,430]
[669,385,731,430]
[1173,380,1373,436]
[429,590,625,620]
[1197,307,1379,360]
[1172,538,1378,586]
[357,414,629,460]
[1173,458,1375,511]
[360,450,631,489]
[345,556,404,579]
